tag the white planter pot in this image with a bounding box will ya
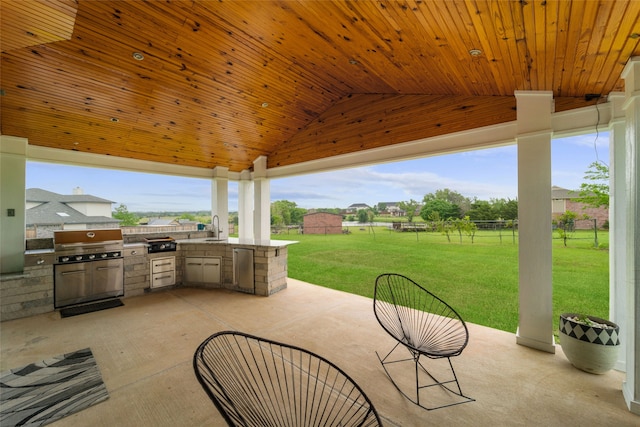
[559,313,620,374]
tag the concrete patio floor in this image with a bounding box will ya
[1,278,637,426]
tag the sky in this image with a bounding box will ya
[25,132,609,213]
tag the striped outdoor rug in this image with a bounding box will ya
[0,348,109,426]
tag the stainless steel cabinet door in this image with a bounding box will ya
[54,263,91,308]
[92,258,124,299]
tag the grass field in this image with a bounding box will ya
[272,227,609,340]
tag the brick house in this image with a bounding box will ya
[303,212,343,234]
[551,186,609,229]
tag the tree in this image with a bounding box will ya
[420,198,460,221]
[271,213,283,226]
[325,208,342,214]
[554,210,579,246]
[398,199,420,222]
[461,216,478,243]
[466,200,494,221]
[357,209,369,223]
[492,198,518,220]
[290,207,307,224]
[434,188,471,216]
[577,161,609,208]
[421,189,468,218]
[271,200,307,226]
[113,204,138,226]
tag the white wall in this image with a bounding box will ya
[66,202,113,217]
[0,136,27,274]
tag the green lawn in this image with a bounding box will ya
[273,227,609,340]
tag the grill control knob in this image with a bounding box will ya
[61,257,69,262]
[88,254,96,260]
[101,253,108,258]
[75,255,83,261]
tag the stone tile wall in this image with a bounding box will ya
[1,254,54,321]
[123,244,149,297]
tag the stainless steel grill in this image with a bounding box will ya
[145,236,177,253]
[53,229,124,308]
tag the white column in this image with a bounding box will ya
[238,169,253,240]
[621,56,640,415]
[607,93,627,372]
[211,167,229,238]
[0,136,27,274]
[515,91,556,353]
[252,156,270,241]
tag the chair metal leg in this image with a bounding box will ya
[377,344,475,411]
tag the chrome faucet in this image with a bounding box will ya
[212,215,222,239]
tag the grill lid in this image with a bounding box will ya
[53,229,124,262]
[54,229,123,246]
[144,236,175,244]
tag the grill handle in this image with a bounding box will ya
[56,240,123,250]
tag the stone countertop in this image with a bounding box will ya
[24,239,298,255]
[175,237,298,248]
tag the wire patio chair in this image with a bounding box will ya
[193,331,382,426]
[373,273,475,410]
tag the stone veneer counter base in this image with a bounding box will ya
[175,238,298,296]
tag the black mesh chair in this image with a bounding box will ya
[373,273,474,410]
[193,331,382,427]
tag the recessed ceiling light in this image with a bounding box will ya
[261,102,269,108]
[469,49,482,56]
[132,52,144,61]
[630,33,640,39]
[349,58,359,65]
[110,117,119,122]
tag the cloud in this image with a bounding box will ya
[271,188,344,203]
[273,164,518,209]
[555,132,609,149]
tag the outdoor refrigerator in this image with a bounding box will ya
[233,248,254,292]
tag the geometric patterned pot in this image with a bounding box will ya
[559,313,620,375]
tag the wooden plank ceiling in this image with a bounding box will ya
[1,0,639,172]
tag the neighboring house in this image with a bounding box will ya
[378,202,405,217]
[303,212,342,235]
[345,203,371,214]
[551,186,609,229]
[26,188,120,237]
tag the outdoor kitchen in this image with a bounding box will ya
[0,229,297,322]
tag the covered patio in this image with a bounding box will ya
[1,1,640,420]
[1,279,635,426]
